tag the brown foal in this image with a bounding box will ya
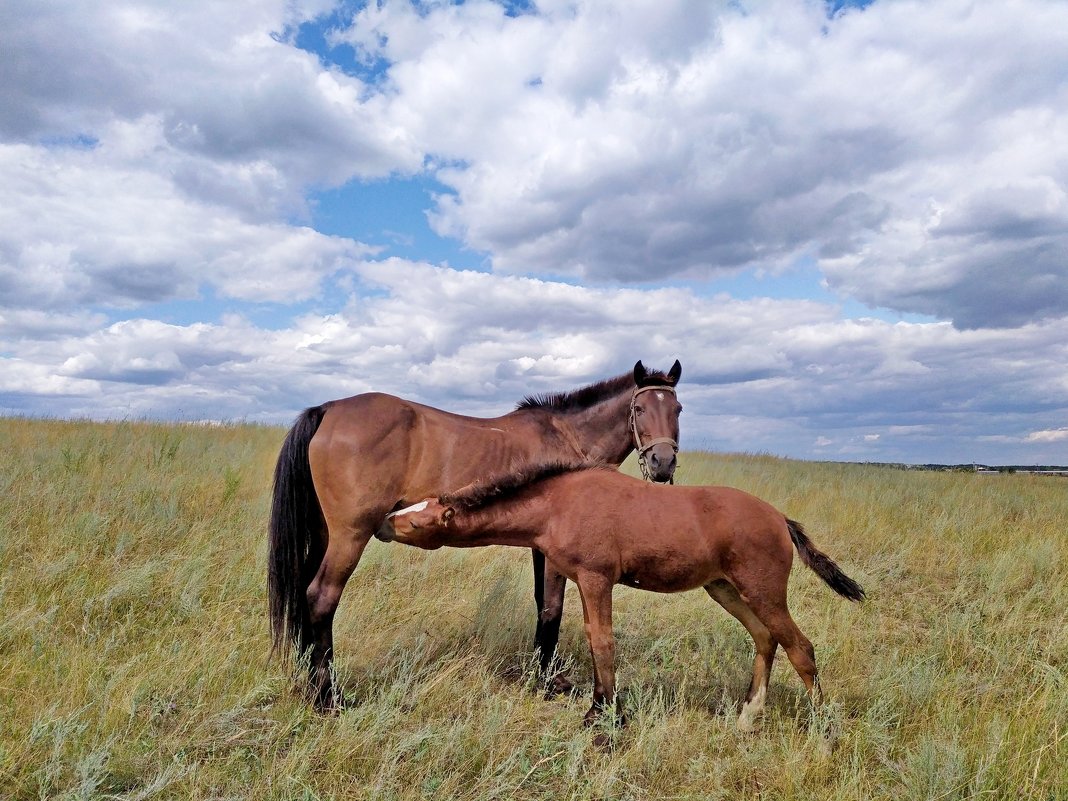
[377,463,865,732]
[269,361,683,709]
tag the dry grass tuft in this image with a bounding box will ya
[1,420,1065,799]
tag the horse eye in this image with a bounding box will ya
[635,407,645,415]
[677,404,683,414]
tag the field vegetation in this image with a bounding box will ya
[1,417,1065,799]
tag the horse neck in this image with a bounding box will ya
[551,391,633,466]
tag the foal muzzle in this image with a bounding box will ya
[376,500,429,542]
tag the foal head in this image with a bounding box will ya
[631,359,683,483]
[376,499,453,546]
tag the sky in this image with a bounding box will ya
[1,0,1067,464]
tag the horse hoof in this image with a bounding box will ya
[592,731,614,750]
[544,673,575,698]
[310,684,340,715]
[313,697,339,715]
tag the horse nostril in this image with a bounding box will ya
[649,452,660,469]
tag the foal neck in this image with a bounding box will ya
[451,490,553,547]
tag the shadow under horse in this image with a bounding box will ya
[378,462,865,736]
[268,360,683,709]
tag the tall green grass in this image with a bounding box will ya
[1,418,1065,799]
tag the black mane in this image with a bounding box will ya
[515,368,673,413]
[441,460,608,513]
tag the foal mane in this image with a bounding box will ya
[515,368,673,413]
[441,460,607,513]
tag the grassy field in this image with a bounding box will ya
[1,417,1065,800]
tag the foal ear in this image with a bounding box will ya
[666,359,682,385]
[633,360,648,384]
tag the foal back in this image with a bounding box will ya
[530,474,793,594]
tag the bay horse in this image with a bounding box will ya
[377,462,865,733]
[269,360,683,709]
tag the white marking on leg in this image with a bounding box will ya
[385,500,429,519]
[737,685,767,733]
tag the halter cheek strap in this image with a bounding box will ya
[629,384,679,483]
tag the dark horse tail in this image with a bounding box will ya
[787,519,866,602]
[268,404,329,662]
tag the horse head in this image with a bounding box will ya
[631,359,683,483]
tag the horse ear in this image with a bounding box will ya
[633,360,648,384]
[667,359,682,385]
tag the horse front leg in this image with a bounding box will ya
[304,522,373,712]
[532,549,572,695]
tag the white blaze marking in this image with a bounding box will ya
[656,391,664,400]
[386,500,429,519]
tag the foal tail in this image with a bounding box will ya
[268,404,329,662]
[787,519,866,602]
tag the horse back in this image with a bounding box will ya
[309,392,564,524]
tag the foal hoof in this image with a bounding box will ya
[815,722,840,756]
[818,732,837,757]
[736,716,760,734]
[583,703,627,729]
[584,703,626,750]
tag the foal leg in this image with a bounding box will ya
[575,573,619,729]
[705,579,778,732]
[304,519,374,712]
[745,595,839,752]
[532,550,571,695]
[741,594,821,706]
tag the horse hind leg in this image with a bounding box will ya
[705,579,777,732]
[305,518,374,711]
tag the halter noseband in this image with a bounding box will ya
[629,384,679,484]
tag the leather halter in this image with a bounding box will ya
[629,384,679,483]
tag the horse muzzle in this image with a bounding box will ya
[645,443,678,483]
